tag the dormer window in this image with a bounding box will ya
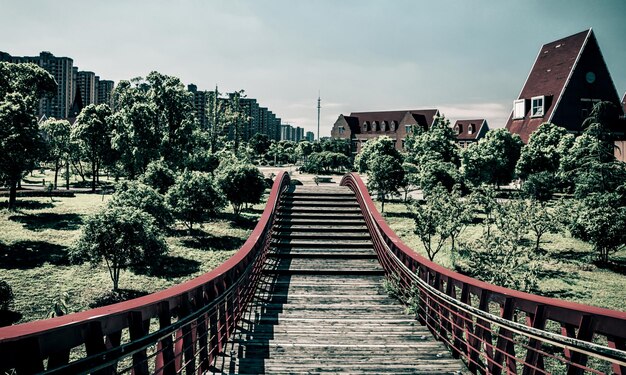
[513,99,525,119]
[531,96,544,117]
[374,121,380,131]
[390,121,396,131]
[454,124,462,134]
[405,125,412,134]
[363,121,370,132]
[468,124,475,135]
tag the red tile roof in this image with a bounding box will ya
[506,29,591,142]
[454,119,488,140]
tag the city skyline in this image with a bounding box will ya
[1,0,625,137]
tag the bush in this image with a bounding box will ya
[521,172,556,201]
[109,180,173,230]
[0,280,14,311]
[71,206,168,291]
[166,170,226,231]
[217,164,266,215]
[140,160,176,194]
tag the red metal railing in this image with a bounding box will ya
[341,173,626,375]
[0,172,291,374]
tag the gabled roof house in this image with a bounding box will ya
[331,109,439,153]
[505,29,623,143]
[453,119,489,148]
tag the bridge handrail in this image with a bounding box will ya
[341,172,626,375]
[0,171,291,374]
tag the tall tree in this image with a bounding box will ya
[366,153,405,213]
[354,136,401,173]
[40,118,71,189]
[516,122,572,180]
[461,129,523,187]
[0,62,56,209]
[72,104,113,192]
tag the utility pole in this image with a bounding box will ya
[317,92,321,142]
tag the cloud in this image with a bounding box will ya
[438,102,511,129]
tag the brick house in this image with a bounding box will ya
[453,119,489,148]
[330,109,439,154]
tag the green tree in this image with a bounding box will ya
[354,136,401,173]
[407,184,461,261]
[516,122,571,180]
[218,164,266,215]
[267,142,285,165]
[110,100,160,179]
[166,170,226,232]
[559,122,625,198]
[404,115,459,166]
[109,180,173,230]
[367,153,405,213]
[461,129,523,187]
[249,133,271,157]
[139,159,176,194]
[71,205,168,291]
[297,141,313,163]
[321,138,351,156]
[569,192,626,265]
[40,118,72,189]
[0,62,56,210]
[526,199,560,253]
[72,104,113,192]
[521,171,557,201]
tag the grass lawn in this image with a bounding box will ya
[0,194,264,324]
[377,199,626,312]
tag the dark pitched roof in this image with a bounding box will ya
[349,109,439,127]
[454,119,488,140]
[506,29,591,142]
[622,92,626,115]
[342,115,361,133]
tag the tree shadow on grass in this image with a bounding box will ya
[134,255,201,279]
[0,310,23,327]
[88,289,149,309]
[9,213,83,231]
[1,200,54,210]
[595,259,626,276]
[181,234,245,252]
[0,241,69,269]
[536,268,580,284]
[537,288,590,300]
[550,249,591,264]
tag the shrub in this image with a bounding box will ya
[521,171,556,201]
[140,160,176,194]
[166,170,226,231]
[217,164,266,215]
[109,180,173,230]
[71,206,168,291]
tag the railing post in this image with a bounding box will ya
[460,284,477,372]
[128,311,149,375]
[179,294,196,375]
[13,337,44,374]
[493,298,516,375]
[608,337,626,375]
[156,301,176,375]
[195,288,210,373]
[566,315,595,375]
[83,321,108,375]
[522,305,546,375]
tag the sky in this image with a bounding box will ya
[1,0,625,137]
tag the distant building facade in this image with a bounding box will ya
[0,51,114,119]
[330,109,439,153]
[453,119,489,148]
[187,85,284,142]
[305,131,315,142]
[96,78,114,107]
[505,29,623,143]
[281,124,305,141]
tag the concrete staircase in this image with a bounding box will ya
[212,185,465,374]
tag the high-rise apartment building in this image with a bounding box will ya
[1,51,114,119]
[96,77,114,107]
[77,71,96,107]
[1,51,74,119]
[306,131,315,142]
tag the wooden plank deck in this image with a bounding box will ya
[211,186,467,374]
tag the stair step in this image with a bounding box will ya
[273,225,368,232]
[272,239,373,248]
[275,219,366,226]
[269,250,376,258]
[273,233,371,240]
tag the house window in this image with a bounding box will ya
[454,124,462,134]
[513,99,525,119]
[405,125,412,133]
[374,121,380,131]
[531,96,544,117]
[468,124,475,135]
[339,126,345,134]
[390,121,396,131]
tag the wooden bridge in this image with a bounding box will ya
[1,172,626,374]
